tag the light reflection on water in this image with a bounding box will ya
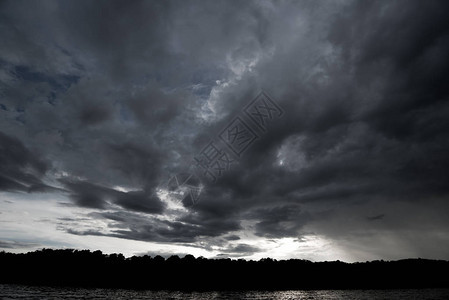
[1,284,449,299]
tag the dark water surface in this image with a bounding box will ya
[1,284,449,299]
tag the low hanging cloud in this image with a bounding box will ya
[0,131,53,193]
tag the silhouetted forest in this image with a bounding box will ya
[1,249,449,290]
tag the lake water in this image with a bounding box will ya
[1,284,449,299]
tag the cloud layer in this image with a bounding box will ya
[1,0,449,260]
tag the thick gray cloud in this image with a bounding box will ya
[59,178,165,213]
[0,131,53,192]
[1,0,449,260]
[64,209,240,244]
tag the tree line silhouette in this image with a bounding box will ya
[1,249,449,290]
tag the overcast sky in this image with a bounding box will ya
[1,0,449,262]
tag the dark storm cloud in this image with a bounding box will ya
[225,235,240,241]
[60,179,165,214]
[367,214,385,222]
[125,85,184,127]
[174,0,449,253]
[116,191,165,214]
[248,205,311,238]
[78,105,112,125]
[103,141,166,190]
[60,179,111,209]
[64,209,240,244]
[0,131,53,192]
[1,0,449,259]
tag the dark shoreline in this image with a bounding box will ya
[2,249,449,291]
